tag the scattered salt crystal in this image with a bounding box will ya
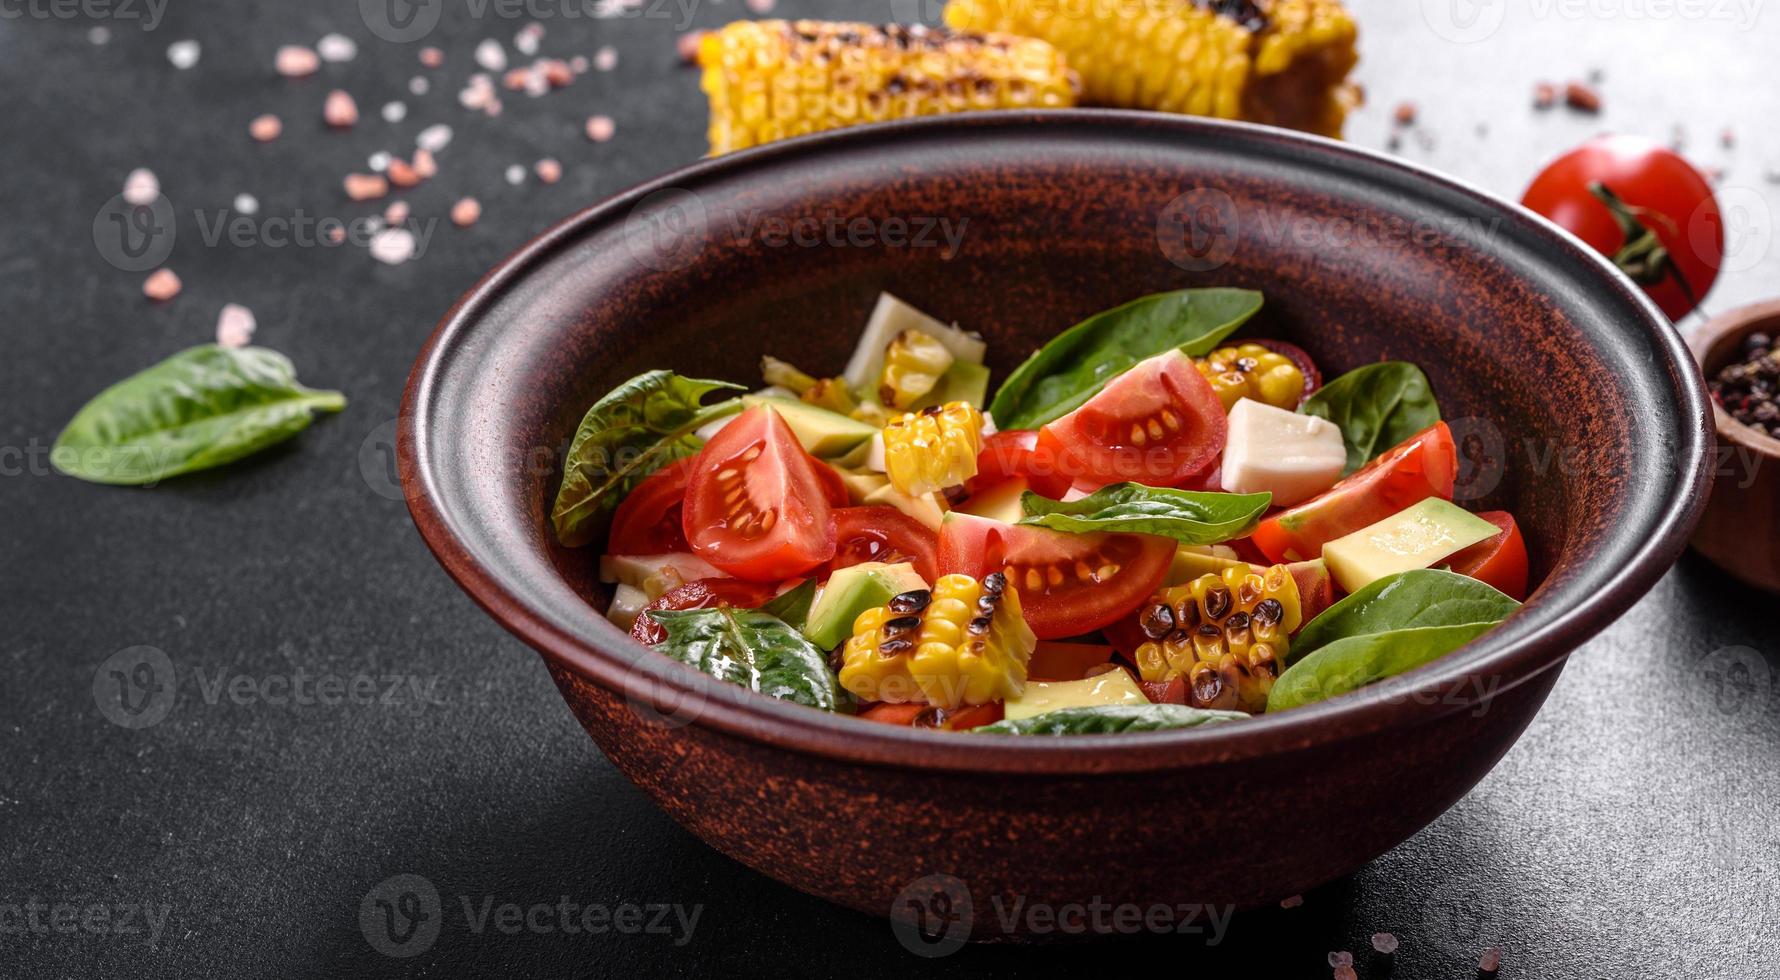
[451,197,482,227]
[275,45,320,77]
[1327,951,1353,968]
[543,59,573,87]
[1479,947,1502,972]
[515,24,543,56]
[387,159,421,188]
[475,38,508,72]
[167,39,201,70]
[370,227,417,265]
[744,0,775,12]
[677,31,707,65]
[317,33,357,63]
[384,201,410,226]
[417,124,454,153]
[1333,968,1357,980]
[249,114,283,142]
[233,193,259,215]
[569,54,589,73]
[594,45,617,71]
[585,114,615,142]
[419,47,444,68]
[1371,932,1399,954]
[523,67,550,97]
[505,164,526,185]
[143,268,182,301]
[409,75,430,96]
[535,158,562,184]
[368,151,392,172]
[364,216,385,233]
[382,101,407,123]
[88,25,111,44]
[216,304,257,348]
[1280,895,1304,909]
[324,90,359,128]
[411,148,437,178]
[326,225,346,244]
[123,168,160,206]
[343,173,389,201]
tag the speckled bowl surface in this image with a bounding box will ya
[399,112,1712,939]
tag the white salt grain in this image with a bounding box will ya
[233,193,259,215]
[317,33,357,62]
[123,168,160,206]
[504,164,526,185]
[515,24,542,56]
[1327,951,1353,968]
[594,45,617,71]
[382,101,408,123]
[370,228,416,265]
[88,25,111,44]
[216,304,257,347]
[167,39,200,70]
[416,124,453,153]
[369,151,392,172]
[475,38,508,72]
[409,75,430,96]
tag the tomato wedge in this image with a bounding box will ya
[609,456,697,555]
[938,514,1175,639]
[627,578,781,646]
[1027,641,1115,681]
[813,459,850,508]
[682,406,837,581]
[1038,350,1226,490]
[967,429,1072,498]
[1445,510,1529,601]
[826,506,939,582]
[859,701,1005,731]
[1251,422,1457,564]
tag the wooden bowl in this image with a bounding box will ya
[398,112,1713,939]
[1689,301,1780,592]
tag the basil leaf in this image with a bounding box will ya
[1267,569,1520,713]
[646,606,839,710]
[1299,362,1440,474]
[988,288,1264,429]
[758,579,817,631]
[51,344,345,486]
[551,370,744,547]
[1019,484,1270,546]
[973,704,1250,735]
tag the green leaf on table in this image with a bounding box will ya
[52,344,346,486]
[1018,484,1270,546]
[973,703,1250,735]
[987,288,1263,430]
[550,370,743,547]
[646,606,839,710]
[1299,361,1440,474]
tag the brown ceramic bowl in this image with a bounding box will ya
[399,112,1712,939]
[1689,301,1780,592]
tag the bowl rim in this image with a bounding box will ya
[399,110,1714,774]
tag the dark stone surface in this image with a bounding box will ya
[2,1,1774,977]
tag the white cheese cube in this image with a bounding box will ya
[1219,400,1346,507]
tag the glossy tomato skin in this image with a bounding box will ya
[826,506,939,582]
[1445,510,1529,601]
[1038,350,1227,491]
[627,578,779,645]
[967,429,1072,498]
[858,701,1004,730]
[609,456,697,555]
[938,514,1175,639]
[1027,641,1115,681]
[682,406,836,582]
[813,460,850,508]
[1522,135,1721,320]
[1250,422,1457,564]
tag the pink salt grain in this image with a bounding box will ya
[585,115,615,142]
[324,90,359,128]
[249,114,282,142]
[534,158,562,184]
[384,201,410,226]
[143,269,181,302]
[216,303,256,347]
[451,197,481,227]
[745,0,775,11]
[276,45,320,77]
[594,45,616,71]
[420,46,444,68]
[1327,951,1353,968]
[412,148,438,178]
[1479,947,1502,972]
[677,30,708,65]
[1371,932,1399,954]
[1279,895,1303,909]
[344,173,389,201]
[1333,968,1357,980]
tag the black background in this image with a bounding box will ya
[3,1,1777,976]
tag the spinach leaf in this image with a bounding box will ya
[51,344,346,486]
[551,370,743,547]
[759,579,817,631]
[987,288,1263,429]
[1299,361,1440,474]
[1019,484,1270,546]
[973,704,1250,735]
[646,606,839,710]
[1266,569,1519,712]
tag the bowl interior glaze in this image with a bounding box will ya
[401,112,1712,773]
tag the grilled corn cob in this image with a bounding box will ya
[943,0,1360,137]
[839,573,1036,708]
[1130,564,1301,712]
[697,20,1081,154]
[878,330,956,409]
[1195,343,1306,410]
[882,401,983,496]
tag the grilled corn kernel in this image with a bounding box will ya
[882,401,983,496]
[942,0,1359,138]
[1130,564,1301,712]
[838,573,1036,708]
[1194,343,1306,411]
[761,355,860,415]
[878,330,957,409]
[697,20,1082,154]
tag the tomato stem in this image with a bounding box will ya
[1587,182,1698,311]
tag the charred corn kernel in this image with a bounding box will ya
[839,573,1035,708]
[1194,343,1306,411]
[878,330,956,409]
[1130,564,1301,712]
[697,20,1081,154]
[882,401,983,496]
[942,0,1360,138]
[762,355,861,415]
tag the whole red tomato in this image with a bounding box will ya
[1522,135,1722,320]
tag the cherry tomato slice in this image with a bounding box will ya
[1038,350,1226,490]
[938,513,1175,640]
[683,406,836,582]
[1251,338,1323,403]
[1027,641,1116,681]
[967,429,1072,498]
[627,578,780,646]
[609,456,697,555]
[1445,511,1529,601]
[1250,422,1457,564]
[825,506,940,582]
[813,459,850,508]
[858,701,1005,731]
[1140,676,1188,705]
